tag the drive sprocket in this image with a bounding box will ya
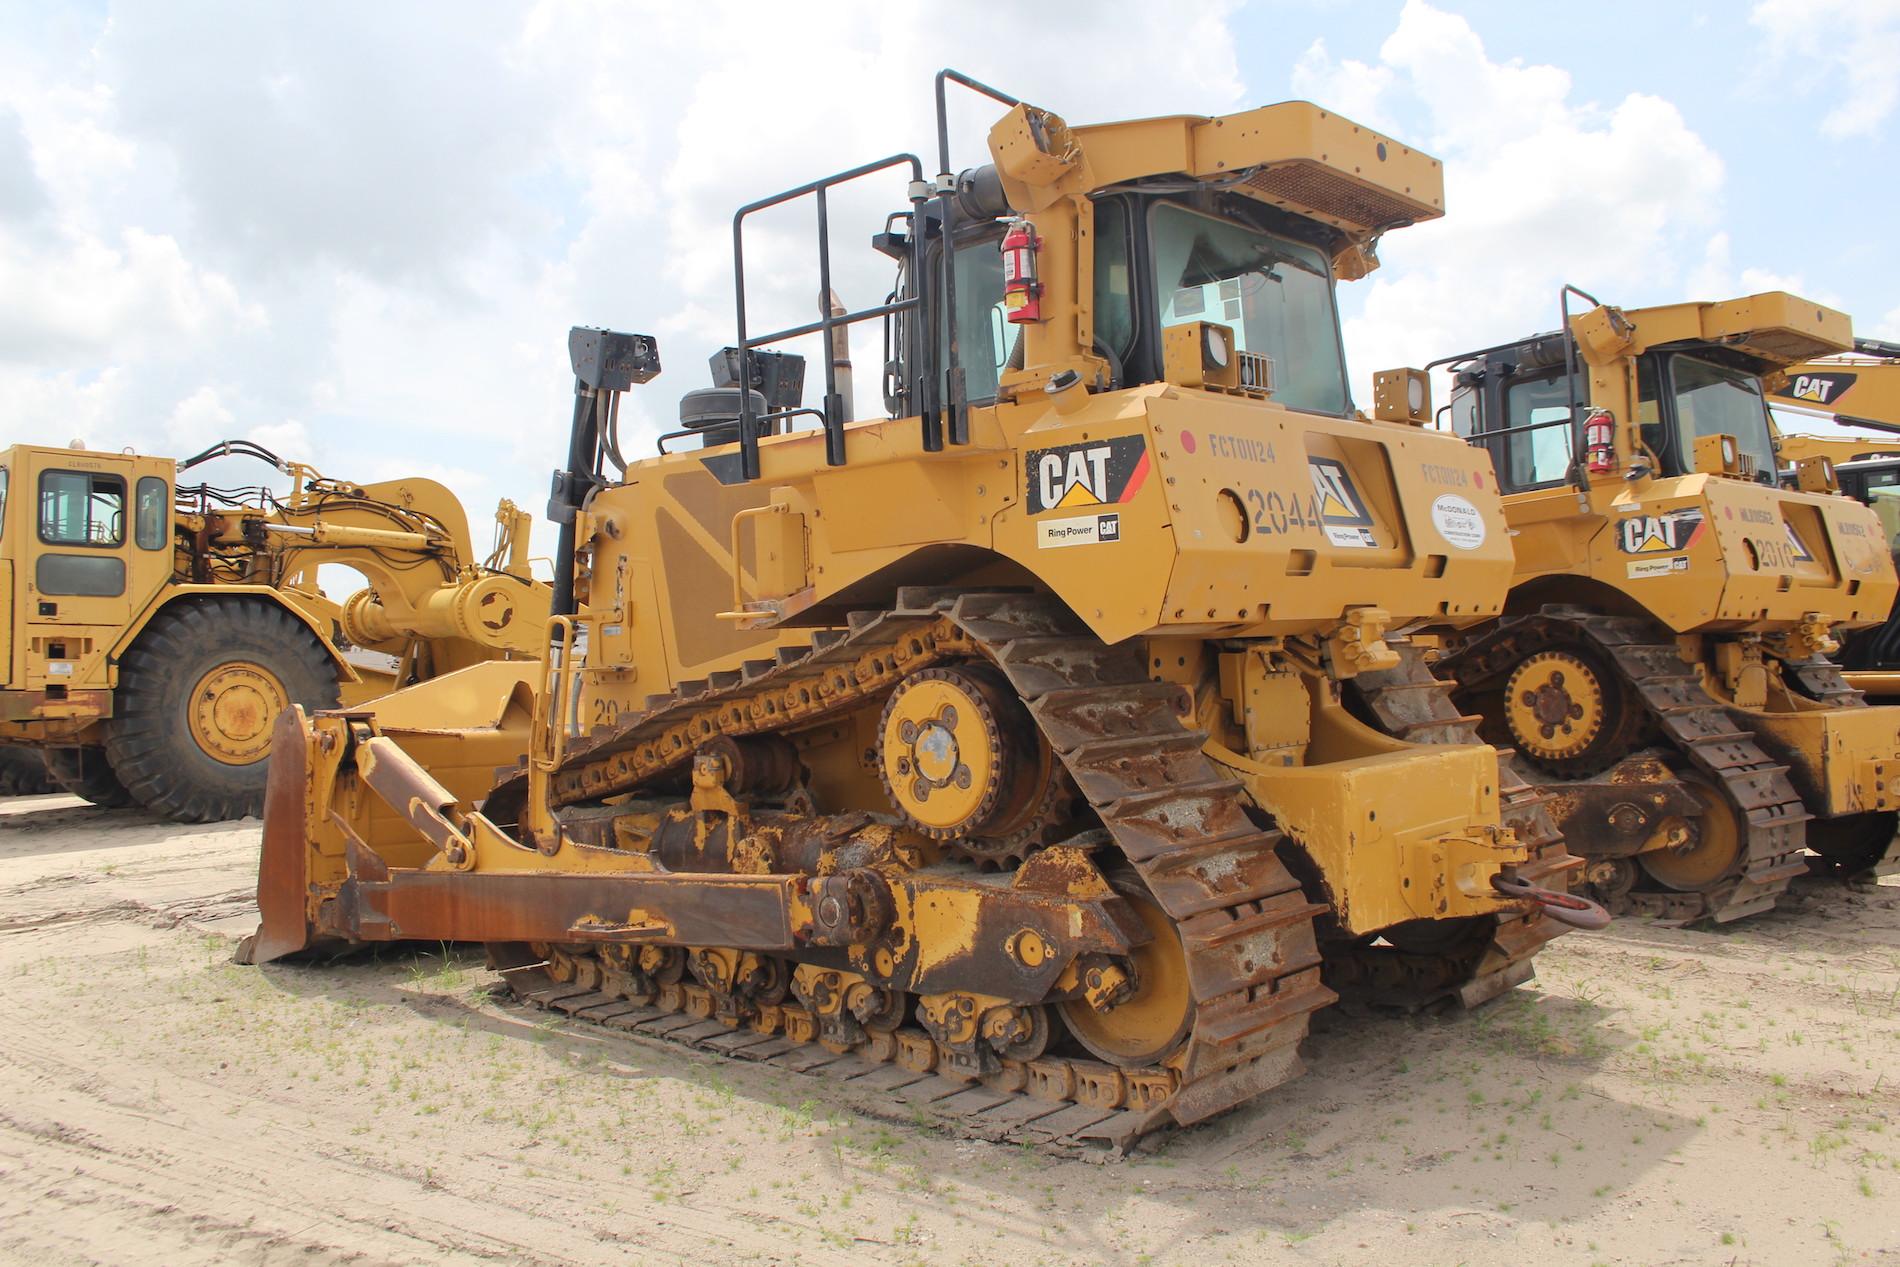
[874,662,1076,866]
[1499,645,1640,778]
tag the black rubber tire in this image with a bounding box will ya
[105,598,340,823]
[43,746,137,807]
[0,748,58,797]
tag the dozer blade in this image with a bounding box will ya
[237,661,545,965]
[236,705,320,965]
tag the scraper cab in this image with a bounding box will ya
[243,71,1600,1150]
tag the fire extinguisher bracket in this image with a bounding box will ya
[1584,408,1617,475]
[1001,216,1043,324]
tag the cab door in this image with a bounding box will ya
[24,453,137,691]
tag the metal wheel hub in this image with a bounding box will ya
[187,661,289,765]
[1640,776,1744,892]
[1584,856,1637,901]
[876,664,1072,864]
[1505,651,1605,763]
[1057,876,1192,1067]
[879,670,996,833]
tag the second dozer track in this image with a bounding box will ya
[1443,607,1814,923]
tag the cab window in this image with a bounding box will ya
[1093,199,1135,369]
[1502,373,1575,489]
[0,466,8,541]
[1637,354,1663,459]
[39,471,125,547]
[949,235,1019,404]
[1669,354,1775,479]
[1149,203,1348,415]
[135,476,169,550]
[948,200,1136,403]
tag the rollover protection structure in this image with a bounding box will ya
[242,74,1598,1150]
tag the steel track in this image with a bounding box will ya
[1443,606,1811,923]
[481,591,1557,1152]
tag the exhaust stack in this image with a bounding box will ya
[826,289,854,421]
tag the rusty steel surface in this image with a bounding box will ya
[330,867,798,949]
[497,964,1167,1158]
[235,706,318,966]
[319,593,1578,1143]
[1540,756,1702,858]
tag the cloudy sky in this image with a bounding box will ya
[3,0,1897,564]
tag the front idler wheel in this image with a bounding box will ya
[1639,776,1744,892]
[1057,875,1192,1068]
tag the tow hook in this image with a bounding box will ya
[1492,874,1612,930]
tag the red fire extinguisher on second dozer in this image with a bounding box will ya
[1583,407,1617,474]
[1001,217,1041,323]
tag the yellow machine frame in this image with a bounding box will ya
[244,77,1596,1148]
[1390,290,1900,918]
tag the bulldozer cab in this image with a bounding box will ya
[1452,340,1783,493]
[925,190,1353,414]
[1418,290,1897,638]
[614,73,1436,497]
[0,444,177,701]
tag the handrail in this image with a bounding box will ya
[1558,283,1605,490]
[655,408,828,457]
[534,615,581,772]
[732,154,930,481]
[720,504,787,621]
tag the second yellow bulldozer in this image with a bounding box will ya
[240,73,1600,1150]
[1396,289,1900,920]
[1764,338,1900,694]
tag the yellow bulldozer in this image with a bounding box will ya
[1389,289,1900,921]
[239,72,1602,1151]
[1763,339,1900,695]
[0,437,547,821]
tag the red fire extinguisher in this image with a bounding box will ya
[1583,408,1616,474]
[1001,217,1041,323]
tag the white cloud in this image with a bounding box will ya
[12,0,1861,564]
[1688,232,1838,310]
[1296,1,1728,402]
[0,225,262,366]
[163,384,237,452]
[1750,0,1900,138]
[2,0,1251,529]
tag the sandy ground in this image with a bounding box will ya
[2,794,1898,1267]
